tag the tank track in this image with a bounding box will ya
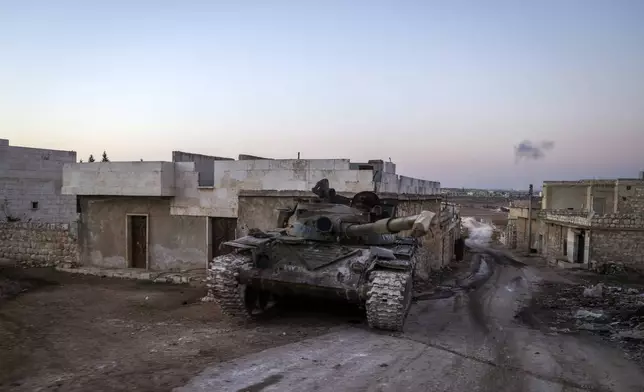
[366,270,412,331]
[209,252,254,321]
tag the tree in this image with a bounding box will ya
[101,151,109,162]
[88,154,95,162]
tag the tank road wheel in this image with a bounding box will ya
[366,270,413,331]
[210,252,268,320]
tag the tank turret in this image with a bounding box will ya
[281,179,435,241]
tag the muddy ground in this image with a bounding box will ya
[0,267,359,392]
[177,247,644,391]
[3,253,644,391]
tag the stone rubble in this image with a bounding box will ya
[533,280,644,364]
[582,283,604,298]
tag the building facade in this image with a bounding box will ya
[0,139,79,267]
[60,152,457,274]
[536,177,644,271]
[0,139,77,224]
[504,199,540,250]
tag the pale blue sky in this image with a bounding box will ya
[1,0,643,189]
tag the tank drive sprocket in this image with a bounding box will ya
[366,270,413,331]
[210,252,269,320]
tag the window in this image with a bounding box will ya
[31,201,39,210]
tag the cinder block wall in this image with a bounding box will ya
[0,139,77,224]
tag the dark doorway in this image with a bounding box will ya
[454,237,465,261]
[129,215,148,268]
[576,230,586,263]
[212,218,237,257]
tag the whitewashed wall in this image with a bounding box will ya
[62,162,176,197]
[170,159,376,217]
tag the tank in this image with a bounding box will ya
[208,179,436,331]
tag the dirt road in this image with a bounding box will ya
[177,249,644,392]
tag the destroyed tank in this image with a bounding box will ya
[209,179,435,331]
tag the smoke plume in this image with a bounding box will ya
[514,140,555,162]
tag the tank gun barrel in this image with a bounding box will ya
[343,211,436,238]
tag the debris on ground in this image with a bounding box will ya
[583,283,604,298]
[595,262,628,275]
[520,278,644,366]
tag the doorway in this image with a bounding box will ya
[127,214,148,269]
[576,230,586,263]
[211,217,237,257]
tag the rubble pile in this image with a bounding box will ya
[535,281,644,364]
[595,262,628,275]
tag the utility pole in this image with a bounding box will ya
[527,183,533,251]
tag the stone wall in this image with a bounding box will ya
[0,222,79,267]
[0,139,77,224]
[397,198,459,277]
[539,210,591,226]
[542,223,566,261]
[540,211,644,229]
[590,214,644,229]
[591,230,644,271]
[615,183,644,214]
[504,220,517,248]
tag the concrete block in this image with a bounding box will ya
[246,160,270,170]
[309,159,336,171]
[333,159,351,170]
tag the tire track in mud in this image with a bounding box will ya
[405,247,608,391]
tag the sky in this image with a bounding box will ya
[1,0,643,189]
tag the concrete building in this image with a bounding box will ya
[0,139,77,224]
[535,177,644,271]
[0,139,79,267]
[60,152,457,275]
[504,199,541,250]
